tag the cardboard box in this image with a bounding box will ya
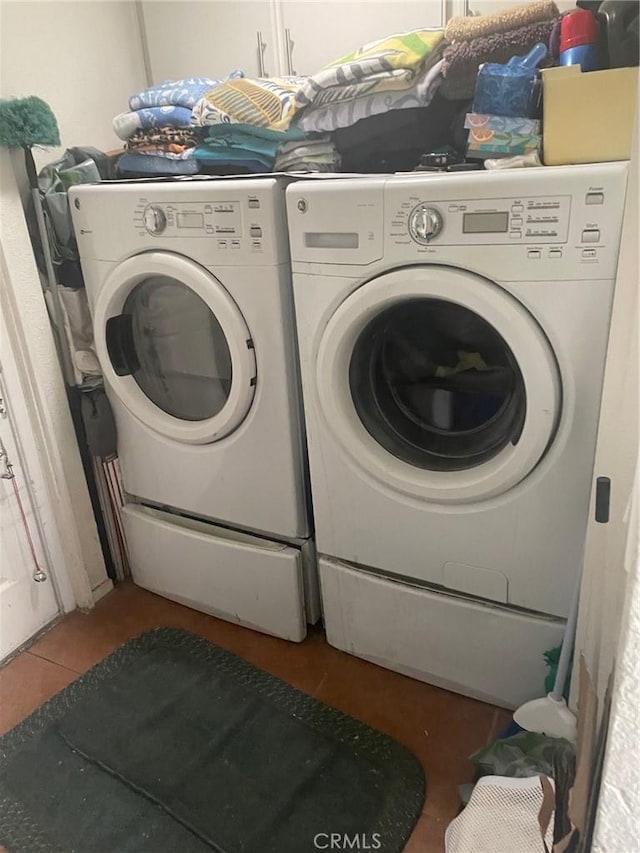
[542,65,638,165]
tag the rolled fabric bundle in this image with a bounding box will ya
[445,0,558,43]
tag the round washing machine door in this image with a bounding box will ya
[317,266,561,503]
[94,252,256,445]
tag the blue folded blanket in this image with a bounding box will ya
[113,106,194,140]
[129,74,243,110]
[117,152,200,175]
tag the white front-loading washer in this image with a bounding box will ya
[71,177,318,641]
[286,162,628,704]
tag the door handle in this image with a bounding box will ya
[106,314,140,376]
[284,28,296,75]
[256,30,268,77]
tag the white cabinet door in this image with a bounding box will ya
[277,0,446,76]
[141,0,277,82]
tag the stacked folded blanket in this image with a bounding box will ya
[191,77,341,173]
[274,137,341,173]
[114,74,242,176]
[191,76,307,131]
[194,124,306,173]
[294,29,446,133]
[440,0,559,100]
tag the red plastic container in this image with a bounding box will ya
[560,9,598,50]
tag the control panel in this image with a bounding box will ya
[393,195,572,246]
[129,197,269,257]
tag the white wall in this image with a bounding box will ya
[0,0,147,167]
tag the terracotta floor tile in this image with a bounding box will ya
[28,582,210,673]
[311,649,497,821]
[0,652,77,735]
[9,581,510,844]
[404,812,448,852]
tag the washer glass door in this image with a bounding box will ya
[95,252,257,445]
[349,297,526,472]
[316,266,561,502]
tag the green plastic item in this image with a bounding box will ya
[544,645,573,698]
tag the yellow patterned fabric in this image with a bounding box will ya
[191,76,307,131]
[295,29,444,110]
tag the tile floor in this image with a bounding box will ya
[0,581,511,852]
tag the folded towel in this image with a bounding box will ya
[445,0,558,43]
[295,29,444,112]
[440,19,557,100]
[191,76,307,131]
[113,106,193,140]
[194,147,274,170]
[126,127,203,150]
[296,59,444,133]
[117,152,199,175]
[129,74,243,110]
[274,135,340,173]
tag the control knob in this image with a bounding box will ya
[143,205,167,235]
[408,204,443,244]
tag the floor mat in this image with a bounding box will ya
[0,627,425,852]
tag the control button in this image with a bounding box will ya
[205,226,214,234]
[582,248,597,259]
[549,248,563,258]
[204,204,213,213]
[509,231,522,239]
[511,204,524,212]
[448,204,459,213]
[527,249,542,259]
[511,217,523,227]
[143,205,166,235]
[231,240,241,249]
[250,226,263,238]
[408,204,443,244]
[248,197,260,209]
[217,240,228,249]
[582,229,600,242]
[586,192,604,205]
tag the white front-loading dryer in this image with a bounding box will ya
[71,177,318,641]
[286,163,628,704]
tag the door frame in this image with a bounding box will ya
[0,149,110,612]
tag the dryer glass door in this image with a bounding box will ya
[115,275,232,422]
[95,252,256,445]
[316,266,561,503]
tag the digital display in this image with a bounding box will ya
[177,211,204,229]
[463,212,509,234]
